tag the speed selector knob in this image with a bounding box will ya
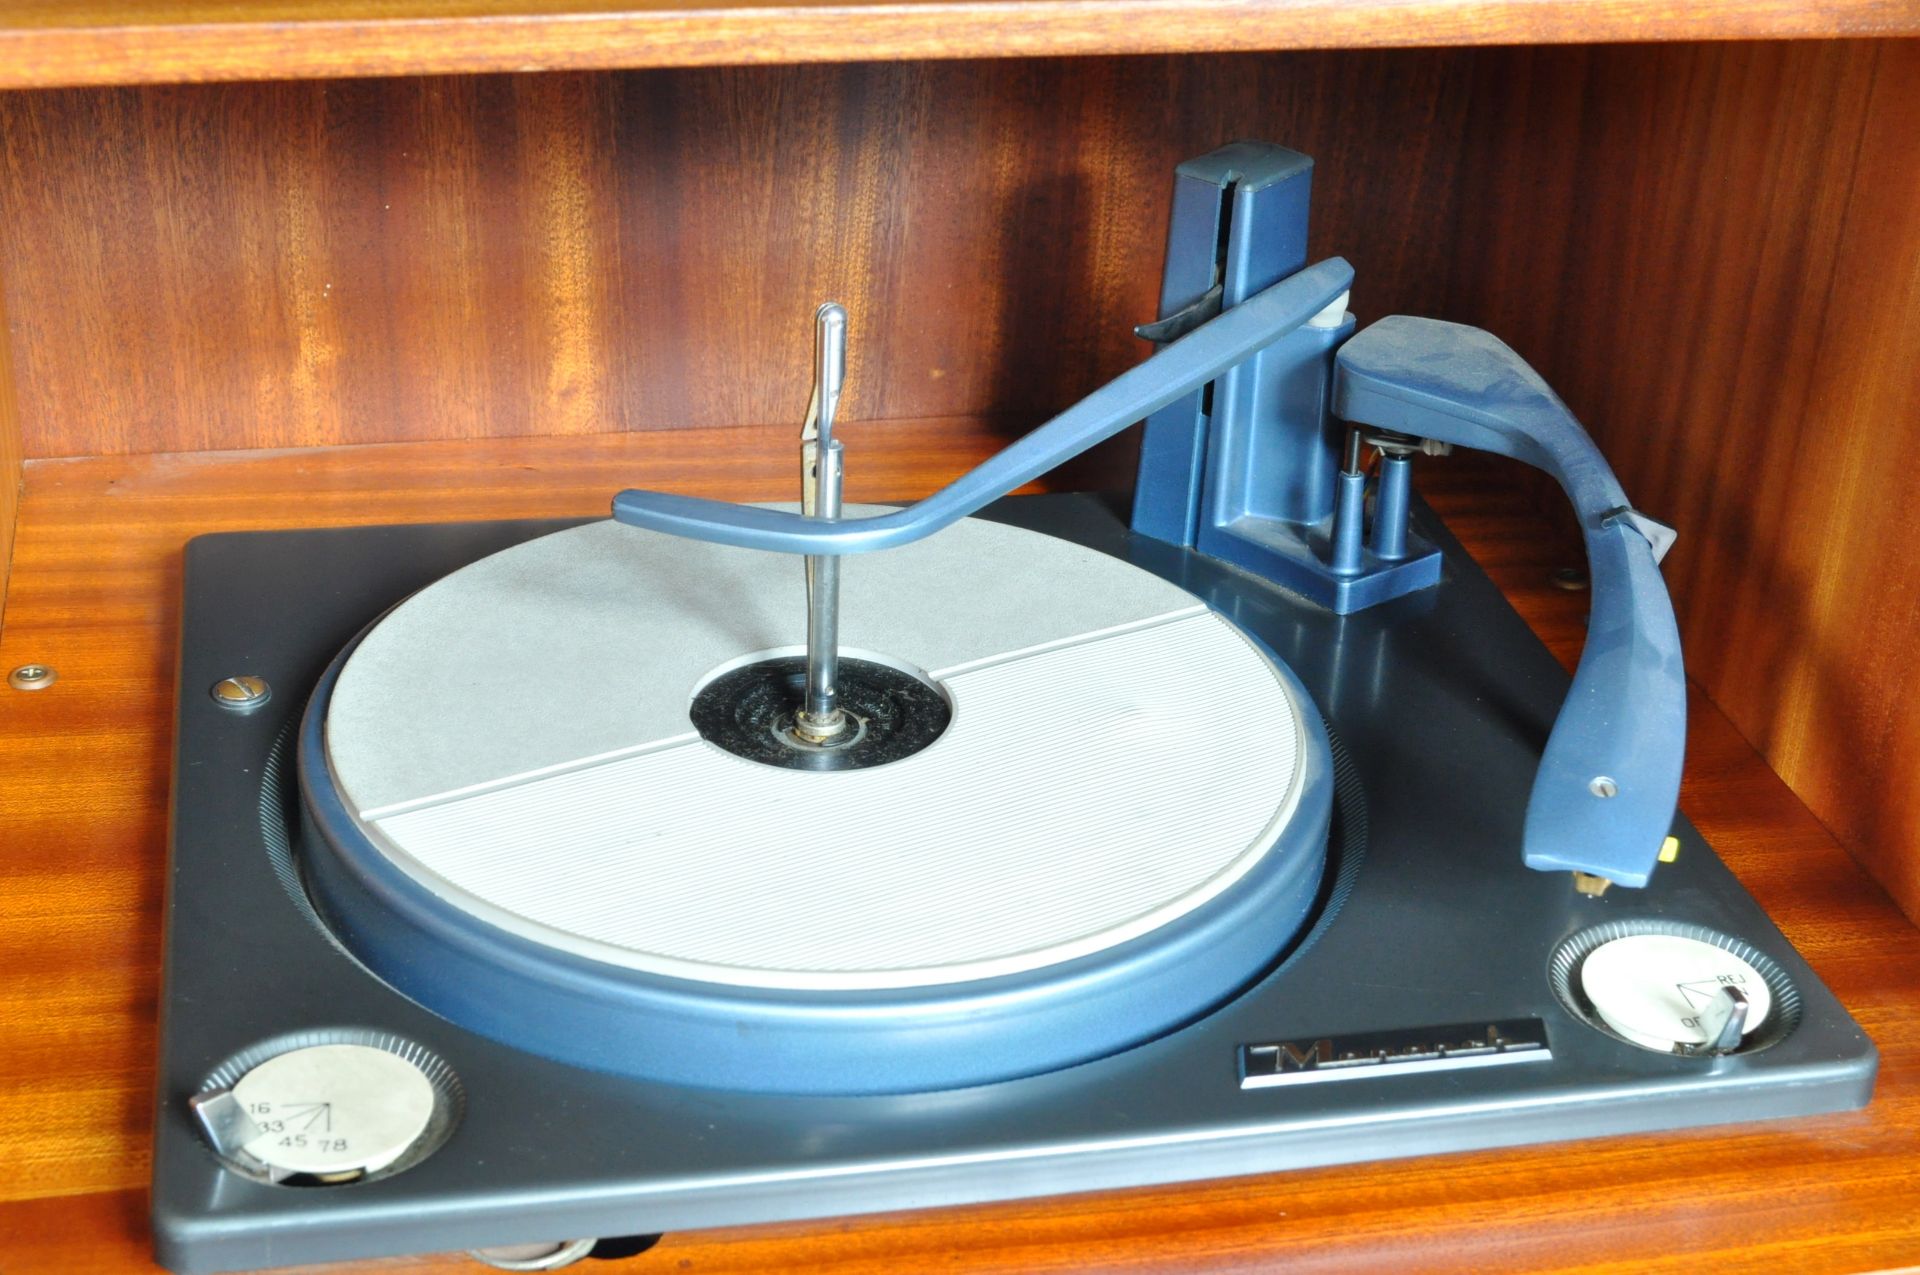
[190,1042,449,1184]
[1579,934,1772,1055]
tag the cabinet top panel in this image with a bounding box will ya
[0,0,1914,88]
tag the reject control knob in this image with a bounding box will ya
[191,1043,441,1183]
[1579,934,1773,1055]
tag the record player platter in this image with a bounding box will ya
[302,513,1330,1093]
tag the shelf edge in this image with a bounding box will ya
[1,0,1918,91]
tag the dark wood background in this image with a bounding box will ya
[0,51,1473,454]
[0,276,16,617]
[1,40,1915,927]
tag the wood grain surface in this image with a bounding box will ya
[2,431,1919,1272]
[1444,38,1920,928]
[0,278,18,625]
[0,52,1475,458]
[0,0,1916,90]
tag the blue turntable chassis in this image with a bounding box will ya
[152,492,1875,1274]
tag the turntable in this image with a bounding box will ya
[152,142,1876,1273]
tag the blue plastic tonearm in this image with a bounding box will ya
[1333,316,1685,888]
[611,257,1356,555]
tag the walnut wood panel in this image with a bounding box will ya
[0,0,1916,91]
[0,279,19,624]
[2,437,1918,1272]
[0,53,1477,458]
[1444,39,1920,926]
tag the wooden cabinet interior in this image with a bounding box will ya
[0,52,1485,456]
[0,41,1915,911]
[0,283,15,624]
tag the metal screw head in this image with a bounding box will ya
[211,675,272,712]
[1550,566,1590,592]
[8,664,56,691]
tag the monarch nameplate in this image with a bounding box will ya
[1240,1018,1550,1088]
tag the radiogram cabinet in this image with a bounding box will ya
[1,5,1918,1272]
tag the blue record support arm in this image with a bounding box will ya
[609,142,1685,890]
[612,257,1357,556]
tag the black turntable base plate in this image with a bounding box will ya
[151,493,1874,1275]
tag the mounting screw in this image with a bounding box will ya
[210,675,272,712]
[8,664,56,691]
[1550,566,1589,591]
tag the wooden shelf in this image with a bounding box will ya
[0,0,1915,89]
[2,429,1918,1273]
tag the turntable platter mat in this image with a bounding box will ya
[321,514,1314,991]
